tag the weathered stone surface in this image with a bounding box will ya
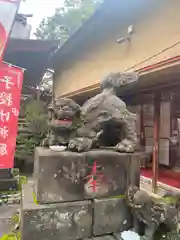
[34,148,140,203]
[113,233,121,240]
[21,183,93,240]
[85,236,116,240]
[0,169,11,178]
[93,198,132,236]
[126,185,179,240]
[34,147,86,203]
[84,150,140,198]
[0,204,19,237]
[0,178,17,191]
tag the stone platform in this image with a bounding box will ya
[21,147,142,240]
[0,204,19,237]
[93,198,131,236]
[21,183,131,240]
[34,148,140,204]
[86,237,116,240]
[21,183,93,240]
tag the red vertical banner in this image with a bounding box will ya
[0,62,24,168]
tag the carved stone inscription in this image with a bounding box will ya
[35,148,140,204]
[84,151,134,198]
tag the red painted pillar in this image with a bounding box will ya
[152,92,161,193]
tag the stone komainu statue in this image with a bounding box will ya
[126,186,180,240]
[42,97,81,147]
[68,72,138,152]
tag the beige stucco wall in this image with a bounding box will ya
[54,0,180,97]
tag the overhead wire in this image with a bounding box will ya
[125,39,180,72]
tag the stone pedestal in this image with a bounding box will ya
[93,198,132,236]
[84,151,140,199]
[21,147,142,240]
[0,169,12,178]
[34,148,85,203]
[86,237,116,240]
[21,183,93,240]
[34,148,140,204]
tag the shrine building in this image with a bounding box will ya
[50,0,180,194]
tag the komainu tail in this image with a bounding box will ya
[100,72,139,91]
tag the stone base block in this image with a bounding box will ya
[93,198,132,236]
[21,183,93,240]
[86,236,115,240]
[0,204,19,236]
[34,147,140,204]
[0,169,12,178]
[84,151,140,199]
[0,178,18,191]
[113,233,122,240]
[34,148,85,203]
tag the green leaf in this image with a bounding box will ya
[34,0,103,40]
[16,100,48,161]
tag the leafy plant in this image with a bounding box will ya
[15,100,48,161]
[0,232,20,240]
[25,100,47,136]
[34,0,103,41]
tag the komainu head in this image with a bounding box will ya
[51,97,81,122]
